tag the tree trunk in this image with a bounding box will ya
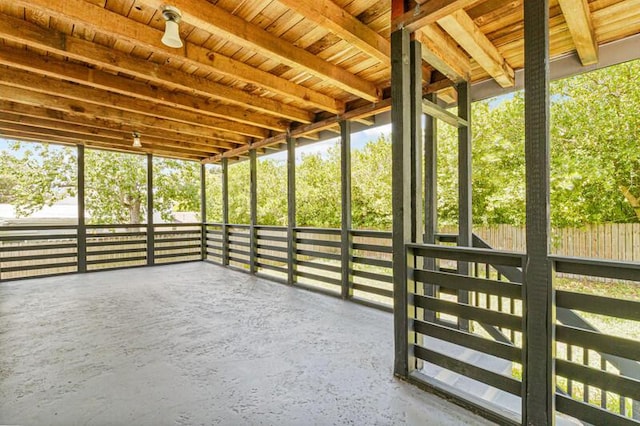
[619,185,640,220]
[130,199,142,224]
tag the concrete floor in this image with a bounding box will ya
[0,262,494,425]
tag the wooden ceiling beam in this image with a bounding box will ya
[437,10,515,87]
[392,0,479,33]
[415,26,471,83]
[0,101,247,147]
[0,85,248,146]
[0,110,226,153]
[0,131,204,161]
[0,46,290,132]
[275,0,390,65]
[0,14,313,124]
[558,0,599,65]
[2,1,344,114]
[203,98,393,164]
[0,124,213,158]
[136,0,380,101]
[0,66,269,139]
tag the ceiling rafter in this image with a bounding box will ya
[3,0,344,114]
[0,125,210,159]
[437,10,515,87]
[275,0,390,65]
[0,14,313,124]
[392,0,479,33]
[0,84,254,145]
[0,119,219,157]
[0,45,290,132]
[557,0,599,65]
[0,110,234,155]
[415,25,471,83]
[0,66,269,139]
[0,101,246,148]
[135,0,380,101]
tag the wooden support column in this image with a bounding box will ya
[286,134,297,285]
[146,153,154,266]
[457,80,472,331]
[410,40,423,247]
[200,163,207,261]
[249,149,257,274]
[410,37,424,369]
[340,120,353,299]
[221,157,230,266]
[524,0,555,424]
[77,144,86,273]
[391,27,416,377]
[423,92,438,322]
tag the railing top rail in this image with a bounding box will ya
[254,225,287,230]
[86,224,146,229]
[293,226,341,234]
[0,224,78,231]
[204,222,224,226]
[550,255,640,282]
[349,229,392,238]
[154,223,202,227]
[227,223,251,228]
[406,243,525,267]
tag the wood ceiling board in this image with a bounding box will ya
[134,0,380,101]
[0,101,247,147]
[5,0,343,114]
[0,46,295,131]
[437,10,515,87]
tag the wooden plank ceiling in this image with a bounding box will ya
[0,0,638,162]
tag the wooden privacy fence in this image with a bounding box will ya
[452,224,640,262]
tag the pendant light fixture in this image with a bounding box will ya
[132,131,142,148]
[161,5,183,49]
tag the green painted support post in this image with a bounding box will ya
[524,0,555,424]
[340,120,353,300]
[249,149,257,274]
[146,153,154,266]
[391,27,415,378]
[457,81,472,331]
[77,144,86,273]
[200,163,207,261]
[423,92,438,323]
[286,134,296,285]
[221,158,229,266]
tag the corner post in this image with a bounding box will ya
[524,0,555,424]
[457,80,472,331]
[391,27,416,377]
[249,149,258,274]
[221,158,230,266]
[200,163,207,261]
[146,153,154,266]
[77,144,86,273]
[340,120,353,299]
[286,135,297,285]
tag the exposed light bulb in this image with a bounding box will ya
[132,132,142,148]
[161,6,183,48]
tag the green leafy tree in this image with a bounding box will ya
[1,142,77,217]
[551,59,640,223]
[352,135,392,229]
[296,147,341,228]
[3,142,200,224]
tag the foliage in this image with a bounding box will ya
[2,143,201,224]
[296,147,341,227]
[3,59,639,229]
[1,142,77,217]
